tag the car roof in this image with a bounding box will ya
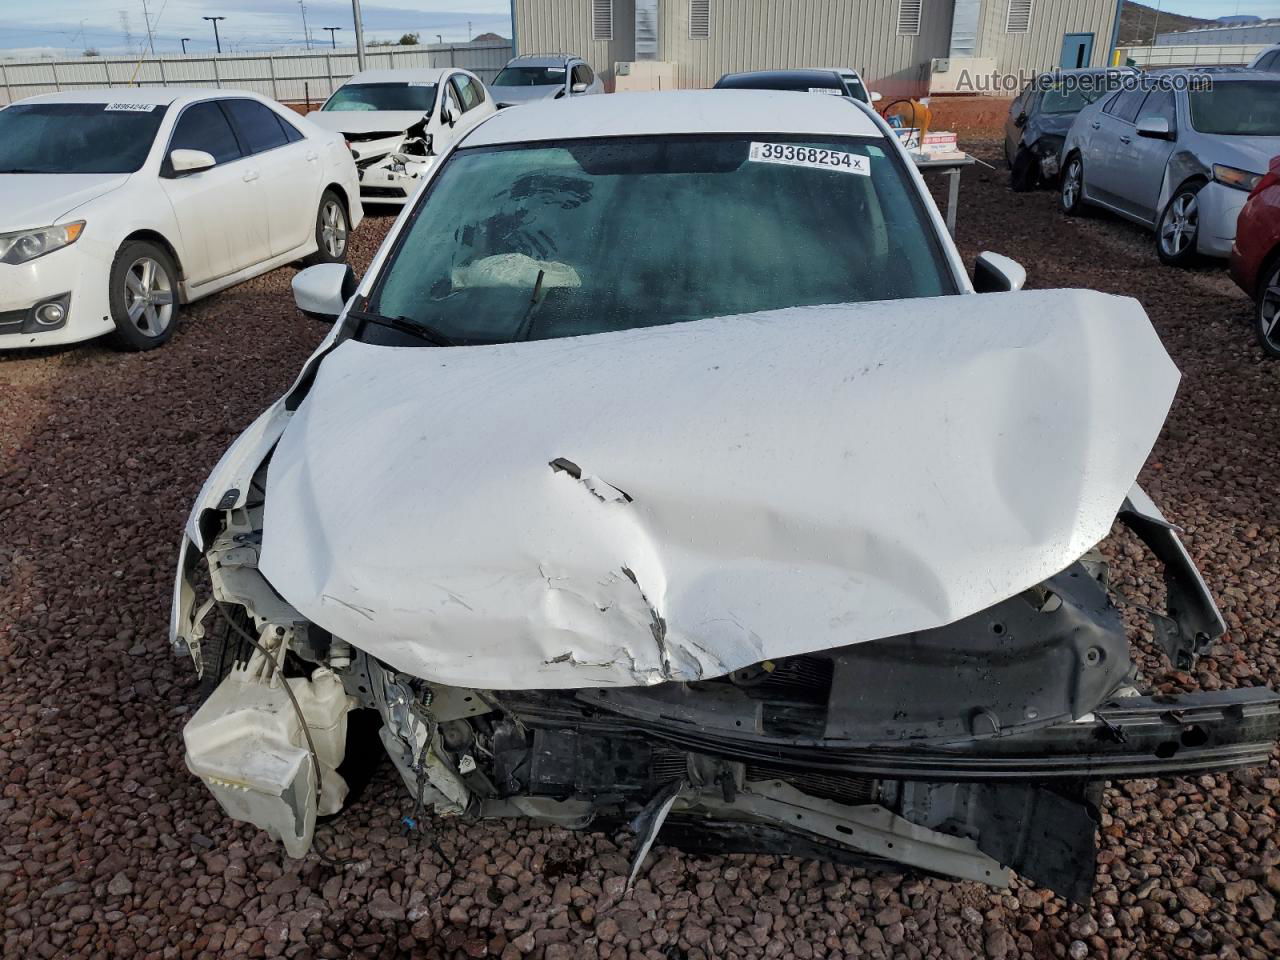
[14,87,268,107]
[465,89,882,147]
[505,54,579,67]
[343,68,455,85]
[720,68,842,84]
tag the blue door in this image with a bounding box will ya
[1060,33,1095,69]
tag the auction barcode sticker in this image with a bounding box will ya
[748,142,869,176]
[105,102,157,112]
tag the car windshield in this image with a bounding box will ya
[368,135,955,346]
[0,102,168,174]
[1188,81,1280,135]
[1040,85,1107,115]
[493,66,567,87]
[323,82,437,112]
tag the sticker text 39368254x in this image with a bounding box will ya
[748,142,870,176]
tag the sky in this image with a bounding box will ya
[1,0,1277,58]
[0,0,513,58]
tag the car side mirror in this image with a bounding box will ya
[1136,116,1172,140]
[169,148,216,175]
[571,82,588,94]
[292,263,357,322]
[972,252,1026,293]
[439,105,454,126]
[870,91,883,103]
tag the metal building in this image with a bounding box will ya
[511,0,1123,97]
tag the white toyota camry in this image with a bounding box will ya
[0,88,363,350]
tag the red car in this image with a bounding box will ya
[1230,155,1280,356]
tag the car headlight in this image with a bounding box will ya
[1212,164,1263,193]
[0,221,86,265]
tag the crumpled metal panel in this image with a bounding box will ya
[257,289,1179,689]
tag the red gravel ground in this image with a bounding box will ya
[1,145,1279,960]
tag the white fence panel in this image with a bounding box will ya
[0,42,512,107]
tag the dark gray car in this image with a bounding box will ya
[1004,68,1136,191]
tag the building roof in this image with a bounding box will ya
[465,89,883,147]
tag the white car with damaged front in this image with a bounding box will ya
[307,68,495,206]
[173,90,1280,902]
[0,88,362,350]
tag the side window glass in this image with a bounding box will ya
[465,77,485,104]
[170,101,241,165]
[1112,89,1147,123]
[224,99,289,155]
[279,115,306,142]
[572,64,589,85]
[443,83,461,117]
[450,77,474,113]
[1101,91,1122,115]
[1138,90,1176,128]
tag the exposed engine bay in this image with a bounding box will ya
[346,119,434,203]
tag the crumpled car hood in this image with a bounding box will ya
[258,289,1179,690]
[306,110,426,136]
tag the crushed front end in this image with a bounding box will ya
[173,465,1280,903]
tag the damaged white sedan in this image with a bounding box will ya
[308,68,495,206]
[173,90,1280,903]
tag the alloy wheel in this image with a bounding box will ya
[321,200,348,259]
[124,256,175,337]
[1062,160,1081,210]
[1160,192,1199,258]
[1260,265,1280,353]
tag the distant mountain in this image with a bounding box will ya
[470,32,508,43]
[1118,1,1214,45]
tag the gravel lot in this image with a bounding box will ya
[2,143,1279,960]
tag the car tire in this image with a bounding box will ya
[1255,254,1280,359]
[1010,147,1038,192]
[302,190,350,266]
[107,240,179,351]
[1059,153,1086,216]
[196,603,254,703]
[1157,181,1204,268]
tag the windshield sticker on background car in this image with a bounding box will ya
[808,87,843,95]
[105,102,158,112]
[749,142,869,175]
[408,82,433,87]
[548,67,566,74]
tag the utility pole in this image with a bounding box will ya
[351,0,366,69]
[203,16,225,54]
[323,26,341,48]
[467,20,472,40]
[299,0,312,49]
[141,0,156,54]
[180,37,191,54]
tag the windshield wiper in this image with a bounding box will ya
[347,309,458,347]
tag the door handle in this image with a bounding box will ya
[242,170,259,183]
[305,150,319,162]
[1090,121,1101,129]
[1119,135,1131,144]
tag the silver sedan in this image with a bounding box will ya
[1058,71,1280,266]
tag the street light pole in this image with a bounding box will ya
[203,16,225,54]
[299,0,312,49]
[180,37,191,54]
[323,26,341,48]
[351,0,366,69]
